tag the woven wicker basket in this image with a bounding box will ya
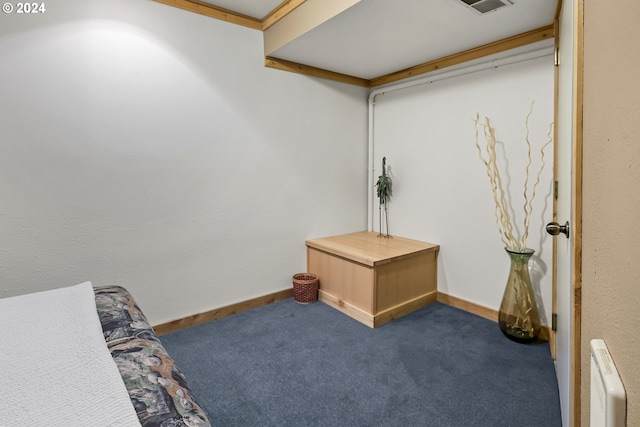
[292,273,319,304]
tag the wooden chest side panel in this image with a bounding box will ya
[307,247,374,313]
[375,250,437,313]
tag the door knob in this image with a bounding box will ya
[546,221,570,238]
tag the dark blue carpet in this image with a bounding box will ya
[160,300,561,427]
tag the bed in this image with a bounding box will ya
[0,282,211,427]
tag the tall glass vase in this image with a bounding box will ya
[498,248,541,343]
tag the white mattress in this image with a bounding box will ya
[0,282,141,426]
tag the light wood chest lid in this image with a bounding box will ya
[305,231,439,267]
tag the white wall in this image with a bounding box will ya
[0,0,368,325]
[371,53,555,324]
[582,1,640,425]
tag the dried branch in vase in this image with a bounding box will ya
[474,102,554,252]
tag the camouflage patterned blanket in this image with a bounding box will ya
[94,286,211,427]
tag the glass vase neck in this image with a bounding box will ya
[505,247,535,257]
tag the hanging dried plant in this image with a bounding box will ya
[474,102,554,252]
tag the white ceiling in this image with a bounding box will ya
[198,0,557,81]
[199,0,283,20]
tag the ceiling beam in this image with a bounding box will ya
[262,0,308,31]
[263,0,361,56]
[154,0,308,31]
[153,0,262,30]
[370,25,555,87]
[265,57,370,87]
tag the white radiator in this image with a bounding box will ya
[590,339,626,427]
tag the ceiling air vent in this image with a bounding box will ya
[459,0,513,14]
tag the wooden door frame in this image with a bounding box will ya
[571,0,584,424]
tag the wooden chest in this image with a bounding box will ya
[306,231,439,328]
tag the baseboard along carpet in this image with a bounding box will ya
[160,300,562,427]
